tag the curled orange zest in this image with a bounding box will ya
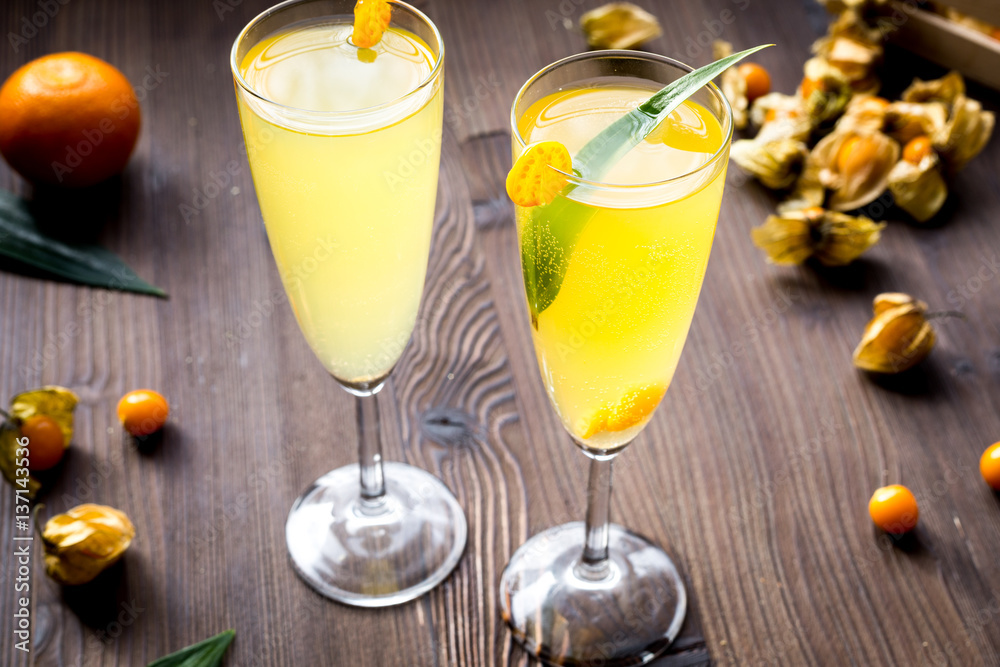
[505,141,573,207]
[353,0,392,49]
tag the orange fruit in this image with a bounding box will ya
[21,414,66,471]
[835,134,883,176]
[868,484,919,534]
[981,442,1000,490]
[902,135,932,165]
[835,136,860,173]
[506,141,573,208]
[0,52,140,187]
[580,384,666,440]
[800,76,823,99]
[738,63,771,103]
[117,389,169,437]
[353,0,392,49]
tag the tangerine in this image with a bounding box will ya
[0,52,140,187]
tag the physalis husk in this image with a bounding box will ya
[0,386,78,499]
[715,40,749,130]
[731,138,809,190]
[751,206,885,266]
[901,71,995,174]
[887,153,948,223]
[853,293,935,373]
[811,129,899,212]
[580,3,662,50]
[41,503,135,585]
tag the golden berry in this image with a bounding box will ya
[869,485,919,534]
[117,389,169,437]
[21,414,66,471]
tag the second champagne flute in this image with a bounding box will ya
[501,51,734,664]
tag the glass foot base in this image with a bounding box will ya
[286,461,467,607]
[500,522,686,666]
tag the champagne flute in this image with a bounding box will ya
[501,51,733,663]
[231,0,466,607]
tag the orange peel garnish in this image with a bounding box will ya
[353,0,392,49]
[506,141,573,208]
[580,384,666,440]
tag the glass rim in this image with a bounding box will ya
[510,49,734,191]
[230,0,444,118]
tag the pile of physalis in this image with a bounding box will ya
[716,0,995,268]
[0,387,131,586]
[0,384,230,658]
[1,384,168,587]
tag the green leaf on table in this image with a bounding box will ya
[146,629,235,667]
[521,44,772,323]
[0,189,167,297]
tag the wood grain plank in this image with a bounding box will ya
[1,0,1000,666]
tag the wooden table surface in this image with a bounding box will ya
[2,0,999,665]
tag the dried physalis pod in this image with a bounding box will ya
[883,101,948,145]
[901,72,995,173]
[0,385,78,499]
[901,70,965,107]
[580,3,662,50]
[751,93,812,143]
[41,504,135,585]
[713,41,770,131]
[811,129,899,211]
[714,40,748,130]
[800,57,854,127]
[731,138,810,189]
[837,95,889,134]
[778,154,826,214]
[888,137,948,223]
[853,293,935,373]
[751,206,885,266]
[933,94,995,174]
[811,10,882,91]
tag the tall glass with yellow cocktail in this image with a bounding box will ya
[232,0,465,607]
[500,51,733,664]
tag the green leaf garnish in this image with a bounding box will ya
[146,629,235,667]
[521,45,772,323]
[0,190,167,297]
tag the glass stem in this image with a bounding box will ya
[578,456,614,580]
[356,394,387,512]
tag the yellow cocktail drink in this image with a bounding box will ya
[502,50,736,664]
[515,86,728,454]
[232,0,466,609]
[236,21,442,385]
